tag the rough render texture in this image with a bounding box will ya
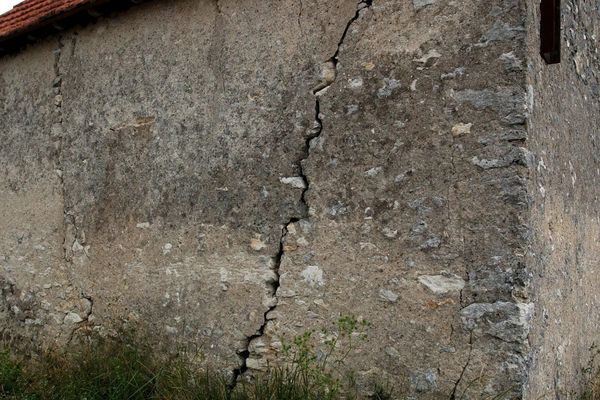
[525,0,600,398]
[0,0,597,398]
[0,38,87,348]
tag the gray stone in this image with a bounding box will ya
[418,274,465,295]
[280,177,307,189]
[420,236,442,250]
[410,369,438,392]
[452,86,525,116]
[499,52,523,71]
[461,302,533,343]
[301,266,324,288]
[378,289,399,303]
[376,78,400,98]
[64,312,84,325]
[478,21,526,45]
[412,0,436,10]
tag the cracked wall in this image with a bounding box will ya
[1,0,592,398]
[54,0,363,378]
[253,0,532,397]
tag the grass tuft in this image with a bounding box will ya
[0,316,395,399]
[0,337,339,400]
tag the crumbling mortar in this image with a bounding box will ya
[229,222,293,387]
[66,291,95,345]
[230,0,374,388]
[53,35,70,263]
[53,35,93,344]
[53,36,83,259]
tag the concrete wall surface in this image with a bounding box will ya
[0,0,597,398]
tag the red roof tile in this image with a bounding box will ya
[0,0,101,41]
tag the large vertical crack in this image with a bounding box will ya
[53,35,65,216]
[230,0,374,388]
[53,35,76,263]
[53,35,94,344]
[229,222,293,387]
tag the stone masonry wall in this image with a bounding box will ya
[0,0,573,398]
[525,0,600,398]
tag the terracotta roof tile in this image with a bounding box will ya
[0,0,101,41]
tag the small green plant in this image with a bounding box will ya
[0,351,23,397]
[324,315,370,366]
[278,315,372,400]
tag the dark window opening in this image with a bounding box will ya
[540,0,561,64]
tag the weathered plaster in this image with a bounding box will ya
[0,0,598,398]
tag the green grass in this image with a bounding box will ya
[0,339,351,400]
[0,316,394,400]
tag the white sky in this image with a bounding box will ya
[0,0,20,15]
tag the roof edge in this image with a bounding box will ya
[0,0,145,55]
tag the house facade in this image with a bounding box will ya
[1,0,599,398]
